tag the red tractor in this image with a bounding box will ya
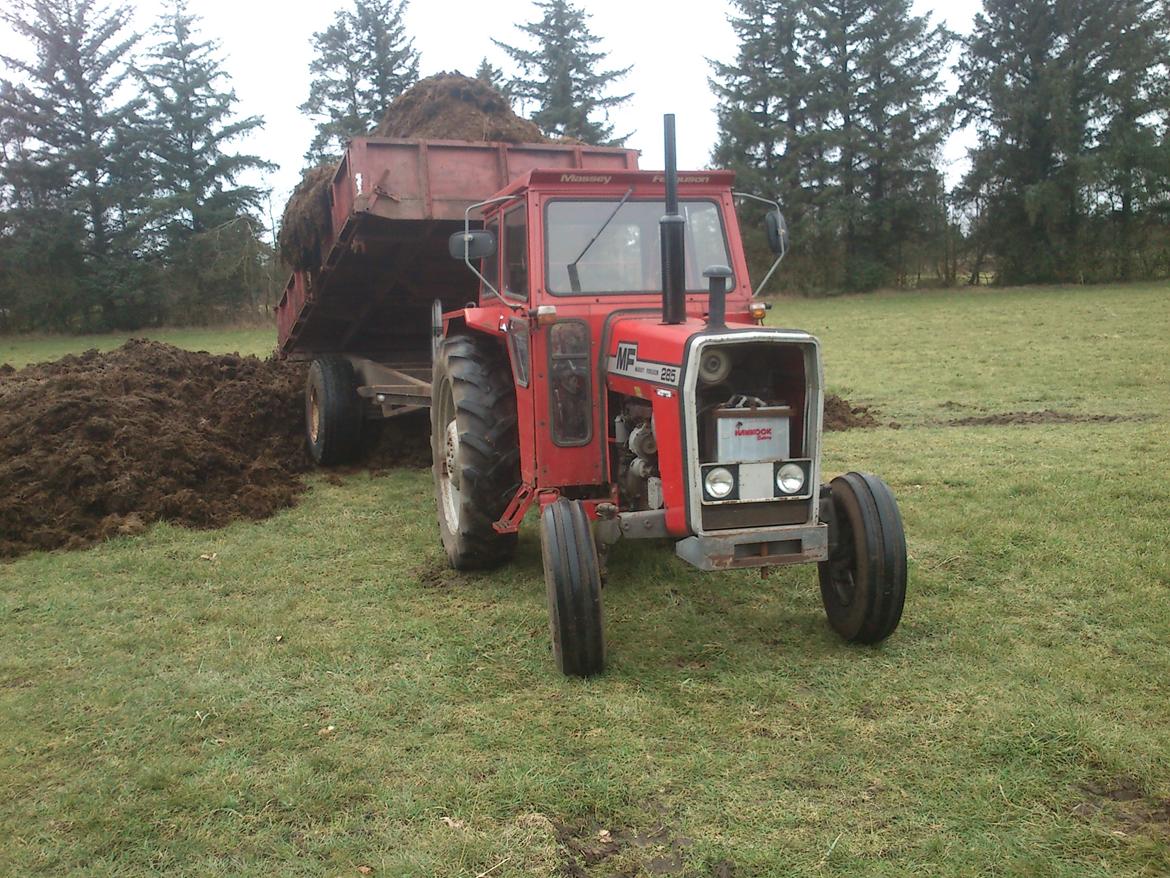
[436,116,907,676]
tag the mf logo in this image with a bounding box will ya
[615,342,638,371]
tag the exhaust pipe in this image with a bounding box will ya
[660,114,685,325]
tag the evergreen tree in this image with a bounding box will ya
[140,0,274,317]
[712,0,952,291]
[954,0,1164,284]
[475,56,511,102]
[804,0,953,289]
[1092,0,1170,280]
[300,0,419,162]
[0,0,150,329]
[710,0,819,286]
[141,1,270,238]
[493,0,631,145]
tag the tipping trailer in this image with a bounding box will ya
[276,137,638,462]
[283,119,908,677]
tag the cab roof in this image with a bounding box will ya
[493,168,737,200]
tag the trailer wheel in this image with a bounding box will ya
[431,334,520,569]
[305,356,362,465]
[541,499,606,677]
[818,472,907,644]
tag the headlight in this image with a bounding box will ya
[776,462,805,495]
[704,466,735,499]
[698,348,732,384]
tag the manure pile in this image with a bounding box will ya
[0,341,309,558]
[372,72,546,143]
[278,73,547,273]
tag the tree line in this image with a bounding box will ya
[714,0,1170,291]
[1,0,1166,333]
[0,0,628,331]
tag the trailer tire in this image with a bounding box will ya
[431,333,520,570]
[818,472,907,644]
[541,499,606,677]
[305,356,363,465]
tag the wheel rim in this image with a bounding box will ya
[828,503,859,606]
[308,384,321,444]
[437,382,461,530]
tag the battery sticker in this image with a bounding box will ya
[607,342,681,386]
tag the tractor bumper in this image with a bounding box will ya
[674,523,828,571]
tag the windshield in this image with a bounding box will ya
[545,199,733,295]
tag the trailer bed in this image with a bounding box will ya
[276,137,640,361]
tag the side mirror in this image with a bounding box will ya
[448,229,496,261]
[765,210,789,255]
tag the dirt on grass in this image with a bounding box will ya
[947,409,1130,427]
[1071,777,1170,837]
[554,818,707,877]
[0,340,310,558]
[824,393,881,431]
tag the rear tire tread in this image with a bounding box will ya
[432,334,520,570]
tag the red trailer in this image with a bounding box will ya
[276,137,638,462]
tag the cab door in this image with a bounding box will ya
[498,204,539,485]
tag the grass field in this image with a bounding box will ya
[2,283,1168,877]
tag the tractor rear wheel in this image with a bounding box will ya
[541,499,606,678]
[305,355,363,465]
[818,472,907,644]
[431,334,520,570]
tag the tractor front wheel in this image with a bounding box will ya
[541,499,606,677]
[818,472,907,644]
[431,334,520,570]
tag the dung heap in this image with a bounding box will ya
[279,164,335,272]
[373,72,546,142]
[0,340,309,557]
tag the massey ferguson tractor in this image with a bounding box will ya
[277,115,907,677]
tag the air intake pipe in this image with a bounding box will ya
[660,114,686,325]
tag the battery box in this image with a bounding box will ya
[714,403,792,463]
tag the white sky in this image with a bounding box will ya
[1,0,983,220]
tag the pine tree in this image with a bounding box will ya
[493,0,631,145]
[141,1,271,238]
[0,0,150,329]
[140,0,274,316]
[476,56,511,102]
[713,0,952,291]
[804,0,953,289]
[1093,0,1170,280]
[956,0,1143,284]
[710,0,819,287]
[300,0,419,162]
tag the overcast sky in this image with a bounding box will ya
[1,0,984,218]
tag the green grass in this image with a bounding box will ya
[0,324,277,369]
[2,282,1169,876]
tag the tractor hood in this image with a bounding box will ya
[603,314,816,393]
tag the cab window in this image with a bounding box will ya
[503,206,528,299]
[480,220,499,297]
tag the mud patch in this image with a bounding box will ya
[410,555,463,589]
[948,410,1131,427]
[554,819,716,877]
[0,340,309,558]
[1071,778,1170,837]
[824,394,881,431]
